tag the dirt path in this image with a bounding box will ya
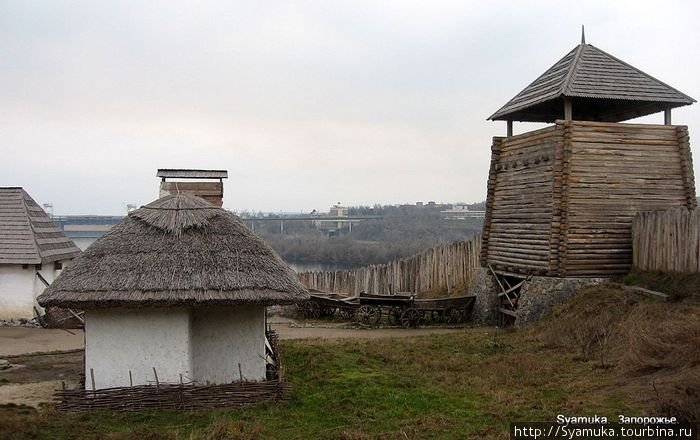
[272,321,468,340]
[0,381,63,408]
[0,328,84,357]
[0,322,467,357]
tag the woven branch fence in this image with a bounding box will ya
[298,235,481,296]
[55,380,290,411]
[55,331,289,411]
[632,207,700,273]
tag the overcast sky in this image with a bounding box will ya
[2,1,699,215]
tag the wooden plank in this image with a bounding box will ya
[499,307,518,318]
[618,284,669,301]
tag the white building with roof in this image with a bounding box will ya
[0,187,81,320]
[38,193,309,390]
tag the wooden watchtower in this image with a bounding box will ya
[481,34,696,277]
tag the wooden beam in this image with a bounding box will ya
[618,284,669,301]
[497,280,526,297]
[499,307,518,318]
[664,109,672,125]
[564,98,573,121]
[507,120,513,137]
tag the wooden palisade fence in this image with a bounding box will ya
[632,207,700,273]
[298,235,481,296]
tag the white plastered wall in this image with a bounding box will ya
[84,305,267,389]
[84,308,192,389]
[191,306,266,383]
[0,261,67,320]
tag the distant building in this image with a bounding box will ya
[441,204,486,220]
[0,188,81,320]
[315,204,360,236]
[328,204,348,217]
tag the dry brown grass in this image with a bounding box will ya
[623,271,700,302]
[530,278,700,423]
[534,285,640,363]
[618,303,700,422]
[190,418,263,440]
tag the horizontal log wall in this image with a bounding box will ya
[298,235,481,296]
[563,121,696,276]
[482,120,696,277]
[484,125,560,275]
[633,207,700,273]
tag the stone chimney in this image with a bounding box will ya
[157,169,228,207]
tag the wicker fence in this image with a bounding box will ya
[55,331,289,411]
[632,207,700,273]
[298,235,481,296]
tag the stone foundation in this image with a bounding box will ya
[467,267,500,325]
[515,276,609,326]
[466,266,609,326]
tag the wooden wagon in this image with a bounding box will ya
[357,293,476,328]
[302,291,475,328]
[301,291,360,320]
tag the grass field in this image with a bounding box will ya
[1,278,697,439]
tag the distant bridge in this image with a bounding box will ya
[240,215,383,234]
[52,214,383,239]
[53,216,124,239]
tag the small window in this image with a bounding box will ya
[54,261,63,270]
[35,264,42,271]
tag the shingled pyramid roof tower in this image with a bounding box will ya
[0,187,81,265]
[489,32,695,123]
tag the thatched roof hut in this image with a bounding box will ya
[37,194,308,391]
[38,193,308,309]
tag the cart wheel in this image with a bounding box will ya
[400,308,420,328]
[444,307,461,324]
[388,307,402,326]
[431,310,445,322]
[340,308,356,321]
[321,307,336,317]
[358,305,381,327]
[301,301,312,318]
[302,301,321,319]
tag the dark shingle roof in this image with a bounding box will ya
[490,43,695,122]
[0,188,81,265]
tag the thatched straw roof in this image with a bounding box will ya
[37,194,309,309]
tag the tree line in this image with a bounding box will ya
[255,202,484,267]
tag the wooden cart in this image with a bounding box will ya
[301,291,360,320]
[357,293,476,328]
[302,291,476,329]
